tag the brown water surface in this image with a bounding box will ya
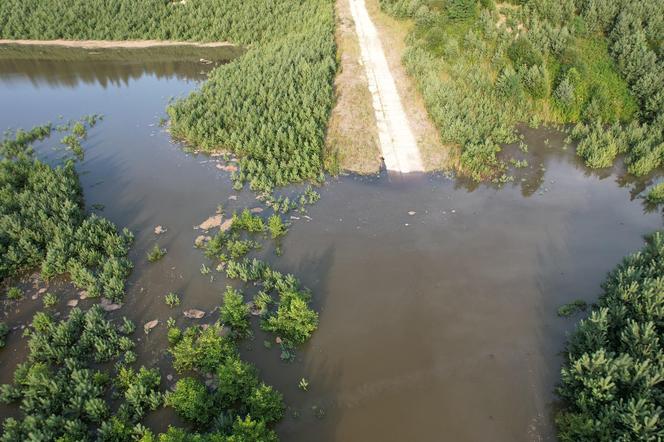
[0,48,662,441]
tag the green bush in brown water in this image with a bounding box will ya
[556,232,664,440]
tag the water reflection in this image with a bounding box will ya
[0,44,242,87]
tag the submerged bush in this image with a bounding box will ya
[0,124,134,302]
[646,183,664,205]
[147,244,166,263]
[0,306,158,440]
[220,286,250,338]
[0,322,8,348]
[556,232,664,440]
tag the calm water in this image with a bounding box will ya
[0,48,662,441]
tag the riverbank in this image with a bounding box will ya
[0,39,235,49]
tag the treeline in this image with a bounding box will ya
[0,0,338,191]
[1,122,133,302]
[557,232,664,440]
[379,0,662,180]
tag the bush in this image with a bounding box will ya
[507,37,543,68]
[263,291,319,346]
[0,306,147,440]
[165,378,213,427]
[220,287,250,337]
[0,124,133,302]
[165,292,180,308]
[170,325,235,373]
[0,322,9,348]
[6,287,22,300]
[268,214,287,239]
[42,292,57,308]
[646,183,664,205]
[147,244,166,262]
[556,232,664,440]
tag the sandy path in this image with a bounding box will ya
[0,39,233,49]
[347,0,423,173]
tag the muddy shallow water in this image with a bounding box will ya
[0,49,662,441]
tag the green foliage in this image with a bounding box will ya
[263,290,319,346]
[71,122,87,138]
[557,299,587,317]
[0,322,8,348]
[147,243,166,262]
[61,134,83,160]
[0,124,133,302]
[0,306,154,440]
[115,366,163,422]
[169,325,236,374]
[220,287,250,338]
[507,36,543,68]
[231,209,265,234]
[165,292,180,308]
[646,183,664,205]
[267,214,287,240]
[5,287,22,300]
[42,292,57,308]
[165,377,213,427]
[380,0,653,180]
[556,232,664,440]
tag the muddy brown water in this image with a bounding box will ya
[0,48,662,441]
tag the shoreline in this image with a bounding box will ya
[0,39,235,49]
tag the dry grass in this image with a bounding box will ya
[363,0,452,172]
[325,0,382,175]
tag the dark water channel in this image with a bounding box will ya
[0,48,662,441]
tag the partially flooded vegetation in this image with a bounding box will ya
[1,1,663,441]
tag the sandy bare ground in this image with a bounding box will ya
[348,0,424,173]
[0,39,234,49]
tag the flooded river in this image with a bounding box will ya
[0,47,662,441]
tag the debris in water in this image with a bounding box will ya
[67,299,79,307]
[154,225,167,235]
[184,309,206,319]
[216,163,238,172]
[197,214,223,230]
[220,219,233,232]
[144,319,159,333]
[194,235,212,248]
[100,298,121,312]
[250,207,263,213]
[408,211,416,215]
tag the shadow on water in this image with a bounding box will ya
[0,48,663,442]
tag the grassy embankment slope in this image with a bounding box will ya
[379,0,663,183]
[0,0,340,191]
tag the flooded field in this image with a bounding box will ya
[0,48,662,441]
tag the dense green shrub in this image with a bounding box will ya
[1,124,133,302]
[170,325,236,374]
[220,287,250,338]
[0,306,159,440]
[646,183,664,205]
[556,232,664,440]
[165,377,213,427]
